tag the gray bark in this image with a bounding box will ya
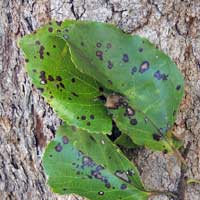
[0,0,200,200]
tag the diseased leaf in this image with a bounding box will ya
[19,21,112,134]
[59,21,184,151]
[43,124,149,199]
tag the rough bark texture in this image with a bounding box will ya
[0,0,200,200]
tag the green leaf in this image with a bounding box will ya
[59,21,184,151]
[19,21,112,134]
[115,134,139,149]
[43,124,149,199]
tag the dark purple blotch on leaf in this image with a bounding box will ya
[130,118,137,125]
[122,54,129,63]
[131,67,137,75]
[40,71,47,84]
[56,21,62,26]
[176,85,181,90]
[62,136,69,144]
[48,75,54,81]
[39,46,45,59]
[55,143,62,152]
[107,60,113,69]
[153,133,162,141]
[56,76,62,81]
[139,61,150,73]
[120,184,127,190]
[81,115,86,120]
[138,47,143,52]
[90,114,95,120]
[96,50,103,60]
[48,27,53,33]
[154,70,168,81]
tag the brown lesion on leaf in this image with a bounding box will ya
[105,94,124,109]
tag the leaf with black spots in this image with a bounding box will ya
[60,21,184,151]
[19,21,112,134]
[43,124,149,199]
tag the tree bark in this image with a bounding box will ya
[0,0,200,200]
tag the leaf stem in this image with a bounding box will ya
[149,190,177,199]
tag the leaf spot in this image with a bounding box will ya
[87,122,91,126]
[138,47,143,52]
[96,42,102,48]
[90,114,95,120]
[154,70,168,81]
[62,136,69,144]
[39,46,45,59]
[122,54,129,63]
[81,115,86,120]
[48,75,54,81]
[60,82,65,89]
[176,85,181,90]
[48,27,53,32]
[71,92,79,97]
[107,43,112,49]
[96,50,103,60]
[120,184,127,190]
[107,60,113,69]
[99,87,104,92]
[98,191,104,195]
[153,133,162,141]
[71,78,76,83]
[130,118,137,125]
[56,76,62,81]
[35,40,40,45]
[55,143,62,152]
[131,66,137,75]
[56,21,62,26]
[125,107,135,116]
[139,61,150,73]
